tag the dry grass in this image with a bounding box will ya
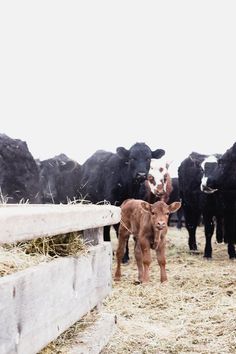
[39,310,99,354]
[101,227,236,354]
[3,225,236,353]
[0,231,86,277]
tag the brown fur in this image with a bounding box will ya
[115,199,181,283]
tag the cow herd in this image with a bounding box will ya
[1,132,236,283]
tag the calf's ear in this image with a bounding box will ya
[141,201,152,213]
[168,202,182,214]
[152,149,165,159]
[116,147,129,159]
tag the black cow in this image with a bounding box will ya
[201,142,236,258]
[168,177,184,229]
[78,142,165,261]
[0,133,41,203]
[38,154,81,204]
[178,152,224,258]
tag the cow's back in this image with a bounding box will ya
[0,134,41,203]
[79,150,120,204]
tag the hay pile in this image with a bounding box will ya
[0,231,86,277]
[101,227,236,354]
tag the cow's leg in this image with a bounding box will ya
[224,207,236,259]
[177,208,184,229]
[215,215,224,243]
[103,225,111,242]
[134,240,144,283]
[114,223,130,263]
[156,242,167,283]
[184,207,200,251]
[203,214,214,258]
[114,228,130,281]
[141,241,151,283]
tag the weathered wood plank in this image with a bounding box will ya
[83,227,104,245]
[68,313,117,354]
[0,243,112,354]
[0,204,120,243]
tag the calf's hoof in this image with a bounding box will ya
[133,280,142,285]
[114,272,121,281]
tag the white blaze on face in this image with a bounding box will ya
[200,155,218,192]
[147,158,169,195]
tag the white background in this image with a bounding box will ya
[1,1,236,176]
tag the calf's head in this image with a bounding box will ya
[141,200,181,248]
[141,200,181,230]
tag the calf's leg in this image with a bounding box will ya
[141,241,151,283]
[114,223,130,263]
[156,242,167,283]
[114,228,130,281]
[134,240,144,283]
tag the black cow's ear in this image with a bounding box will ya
[116,147,129,159]
[151,149,165,159]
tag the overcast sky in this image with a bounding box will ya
[1,1,236,176]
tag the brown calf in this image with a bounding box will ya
[115,199,181,283]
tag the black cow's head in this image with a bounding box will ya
[200,154,221,194]
[203,142,236,192]
[116,142,165,183]
[178,152,207,193]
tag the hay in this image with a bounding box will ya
[3,226,236,353]
[39,310,99,354]
[0,231,86,277]
[101,227,236,354]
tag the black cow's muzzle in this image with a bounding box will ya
[135,172,147,182]
[201,184,218,194]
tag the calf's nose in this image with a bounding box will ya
[157,221,166,229]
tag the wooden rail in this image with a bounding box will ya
[0,204,121,354]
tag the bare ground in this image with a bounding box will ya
[101,227,236,354]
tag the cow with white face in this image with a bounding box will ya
[146,159,171,201]
[178,152,224,258]
[141,158,173,204]
[200,155,220,194]
[201,142,236,258]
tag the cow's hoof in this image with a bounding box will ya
[203,256,212,260]
[189,250,200,255]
